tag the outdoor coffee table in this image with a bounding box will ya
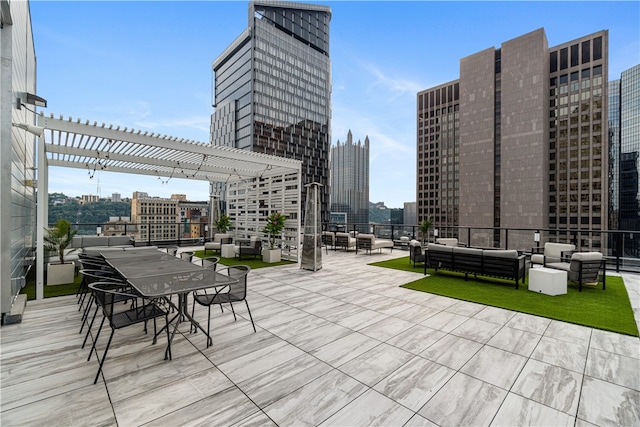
[103,251,238,358]
[528,267,567,296]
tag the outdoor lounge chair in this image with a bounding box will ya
[531,242,575,266]
[356,233,394,255]
[409,240,425,268]
[234,236,262,260]
[334,232,356,251]
[204,234,233,255]
[544,251,606,292]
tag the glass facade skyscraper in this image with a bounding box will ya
[330,130,369,231]
[211,1,332,221]
[609,64,640,232]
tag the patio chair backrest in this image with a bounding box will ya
[219,265,250,301]
[569,252,603,282]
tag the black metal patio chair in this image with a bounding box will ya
[191,265,255,347]
[88,281,170,384]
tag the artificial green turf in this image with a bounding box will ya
[192,250,295,269]
[370,256,639,337]
[21,271,82,301]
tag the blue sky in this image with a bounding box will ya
[31,1,639,208]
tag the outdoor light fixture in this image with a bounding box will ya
[12,122,44,137]
[434,229,439,238]
[16,92,47,109]
[534,231,540,242]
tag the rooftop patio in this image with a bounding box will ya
[1,248,639,426]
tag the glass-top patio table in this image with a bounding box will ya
[102,250,237,358]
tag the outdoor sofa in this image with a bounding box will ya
[425,243,526,288]
[356,234,394,255]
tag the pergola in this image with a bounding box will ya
[34,113,302,299]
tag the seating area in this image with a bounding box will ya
[544,251,606,292]
[234,236,262,260]
[2,247,638,426]
[425,243,526,288]
[334,231,356,251]
[356,233,394,255]
[203,233,233,255]
[531,242,576,266]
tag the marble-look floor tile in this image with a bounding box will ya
[373,356,454,411]
[113,368,234,426]
[311,332,381,367]
[586,347,640,391]
[357,316,414,341]
[287,322,353,352]
[491,392,574,426]
[145,385,261,426]
[263,369,367,427]
[445,300,486,317]
[0,382,115,427]
[460,345,527,390]
[339,343,414,387]
[420,311,470,333]
[473,305,516,325]
[450,317,502,344]
[577,376,640,426]
[589,329,640,359]
[420,333,483,370]
[238,353,332,407]
[404,414,439,427]
[231,410,278,427]
[264,313,330,340]
[531,336,588,373]
[544,320,592,346]
[218,340,305,384]
[386,324,447,355]
[486,325,541,357]
[418,372,507,426]
[336,309,389,331]
[319,388,414,426]
[511,358,582,415]
[393,304,442,324]
[505,312,551,335]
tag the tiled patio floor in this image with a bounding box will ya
[1,248,639,426]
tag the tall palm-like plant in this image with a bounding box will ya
[419,216,433,245]
[44,219,77,265]
[214,214,232,234]
[263,212,286,249]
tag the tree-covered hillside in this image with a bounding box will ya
[48,193,131,235]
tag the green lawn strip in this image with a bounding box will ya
[370,256,639,337]
[22,272,81,301]
[192,250,295,269]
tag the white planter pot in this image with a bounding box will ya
[262,249,281,263]
[47,262,76,286]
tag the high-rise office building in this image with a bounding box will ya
[330,130,369,230]
[211,1,332,222]
[417,28,609,250]
[609,64,640,232]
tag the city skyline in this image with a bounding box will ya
[32,1,639,208]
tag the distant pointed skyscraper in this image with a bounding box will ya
[330,130,370,231]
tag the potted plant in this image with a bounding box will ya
[262,212,286,263]
[419,216,433,245]
[44,218,77,285]
[214,214,232,234]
